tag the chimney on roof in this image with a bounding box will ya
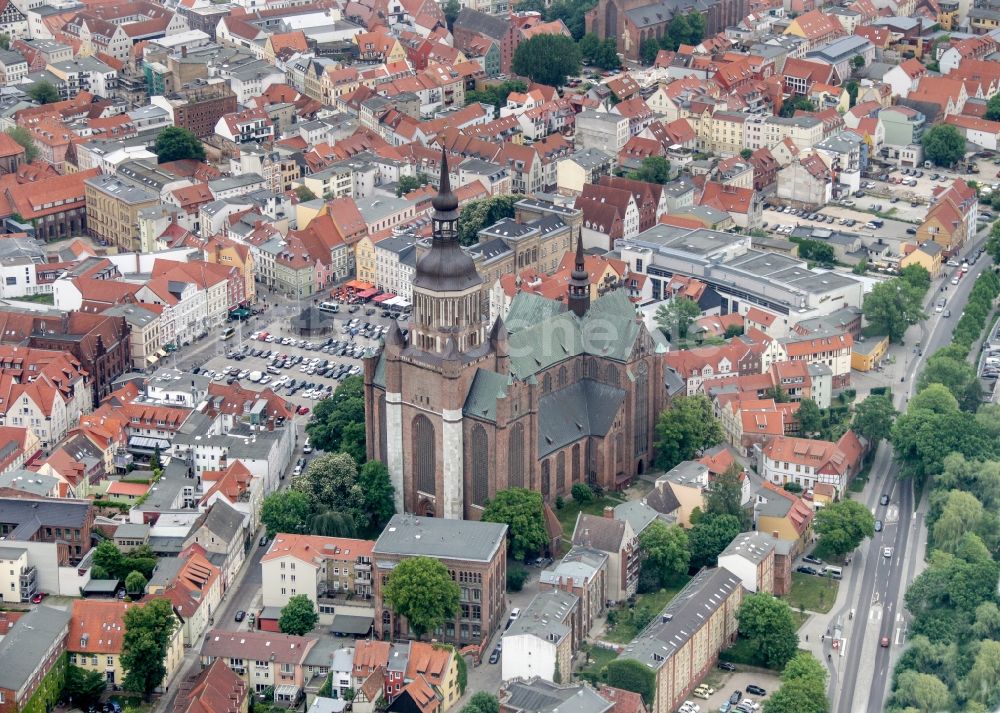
[772,531,779,539]
[603,506,613,519]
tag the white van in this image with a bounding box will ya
[824,565,843,580]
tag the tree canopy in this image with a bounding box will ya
[852,393,896,445]
[922,124,966,167]
[92,541,157,582]
[653,395,725,470]
[795,398,823,436]
[986,93,1000,121]
[862,276,927,342]
[627,156,672,184]
[461,693,500,713]
[689,512,742,568]
[917,347,982,412]
[153,126,206,163]
[482,488,548,560]
[764,652,829,713]
[396,173,430,197]
[513,34,581,87]
[579,33,620,70]
[736,593,799,669]
[444,0,460,30]
[122,599,177,699]
[457,195,520,246]
[704,463,749,527]
[64,666,108,709]
[27,80,59,105]
[604,659,656,704]
[813,499,875,556]
[382,556,461,638]
[5,127,37,164]
[279,594,319,636]
[261,488,314,537]
[779,96,815,118]
[638,521,689,590]
[305,375,366,461]
[654,296,700,340]
[465,80,527,116]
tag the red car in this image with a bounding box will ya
[31,593,44,604]
[297,406,310,415]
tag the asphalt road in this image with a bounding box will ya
[835,226,995,713]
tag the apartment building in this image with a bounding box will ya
[0,606,70,713]
[85,175,159,252]
[261,534,375,623]
[373,515,507,646]
[200,630,318,699]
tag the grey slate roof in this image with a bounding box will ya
[0,605,71,692]
[502,679,612,713]
[454,7,509,39]
[197,500,245,542]
[613,500,663,535]
[571,513,627,553]
[373,513,507,563]
[538,380,626,458]
[539,546,607,587]
[619,567,743,671]
[719,532,776,565]
[0,469,59,497]
[0,496,91,541]
[0,545,27,559]
[503,588,578,643]
[644,483,682,515]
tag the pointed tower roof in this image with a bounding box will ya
[412,148,482,293]
[567,233,591,318]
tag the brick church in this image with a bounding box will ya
[363,152,667,520]
[585,0,748,61]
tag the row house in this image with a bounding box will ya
[664,340,762,396]
[759,430,865,495]
[777,330,852,389]
[214,108,275,145]
[718,396,800,456]
[200,629,318,699]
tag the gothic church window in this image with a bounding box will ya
[508,422,525,488]
[413,415,436,495]
[471,425,489,506]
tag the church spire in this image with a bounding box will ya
[568,233,590,318]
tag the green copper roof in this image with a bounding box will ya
[463,368,510,422]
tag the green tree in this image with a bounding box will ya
[892,670,952,712]
[309,508,358,537]
[930,489,985,554]
[571,482,594,503]
[736,593,799,669]
[125,570,147,596]
[899,263,931,293]
[358,460,396,535]
[382,556,461,638]
[0,34,9,51]
[972,601,1000,639]
[685,11,706,44]
[444,0,461,30]
[638,521,689,587]
[153,126,206,163]
[962,638,1000,705]
[792,237,835,264]
[604,659,656,704]
[628,155,672,184]
[482,488,548,560]
[664,13,690,50]
[779,96,815,118]
[305,375,365,455]
[122,599,177,699]
[261,488,314,537]
[987,93,1000,121]
[149,444,162,471]
[862,277,926,342]
[579,32,600,62]
[461,692,500,713]
[922,124,966,167]
[465,79,527,116]
[851,54,866,70]
[704,463,748,527]
[93,540,125,580]
[6,126,38,163]
[279,594,319,635]
[845,79,859,107]
[396,173,430,197]
[852,393,896,445]
[917,349,981,411]
[592,38,621,70]
[27,80,59,105]
[513,34,581,87]
[456,194,520,246]
[294,452,365,529]
[795,398,823,436]
[507,565,528,592]
[764,652,829,713]
[64,665,108,708]
[654,296,700,340]
[640,38,660,64]
[294,185,317,202]
[689,513,742,568]
[814,499,875,556]
[740,148,753,160]
[653,395,724,470]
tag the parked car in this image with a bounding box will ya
[796,566,820,575]
[718,661,737,671]
[30,592,44,604]
[745,685,766,696]
[489,644,501,664]
[802,555,823,565]
[235,610,246,622]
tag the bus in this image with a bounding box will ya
[318,301,340,313]
[220,327,236,341]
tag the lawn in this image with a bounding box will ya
[556,495,626,538]
[784,572,840,614]
[577,643,619,684]
[15,293,53,305]
[603,575,692,644]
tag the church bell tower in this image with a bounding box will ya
[410,151,486,355]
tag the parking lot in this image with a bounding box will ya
[762,204,915,248]
[679,668,781,713]
[194,309,405,413]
